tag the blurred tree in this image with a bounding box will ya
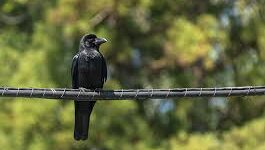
[0,0,264,149]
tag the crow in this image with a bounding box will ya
[71,34,107,140]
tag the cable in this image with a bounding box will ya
[0,86,264,101]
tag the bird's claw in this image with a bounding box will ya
[79,87,88,92]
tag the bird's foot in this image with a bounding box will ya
[79,87,89,92]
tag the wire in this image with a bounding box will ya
[0,86,265,101]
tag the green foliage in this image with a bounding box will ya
[0,0,265,149]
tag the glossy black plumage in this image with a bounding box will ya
[71,34,107,140]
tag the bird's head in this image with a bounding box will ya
[80,34,107,50]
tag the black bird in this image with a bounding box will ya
[71,34,107,140]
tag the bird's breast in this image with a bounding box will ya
[77,50,104,88]
[78,51,102,73]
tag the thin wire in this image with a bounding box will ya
[166,89,171,98]
[77,89,82,98]
[247,86,251,95]
[92,90,96,99]
[98,89,101,97]
[60,88,66,98]
[135,89,139,98]
[228,88,232,96]
[150,89,154,98]
[30,88,34,97]
[120,89,124,98]
[16,88,20,96]
[2,87,6,96]
[50,88,57,98]
[199,88,202,96]
[42,89,46,97]
[184,88,187,97]
[213,87,217,96]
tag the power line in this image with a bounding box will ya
[0,86,264,101]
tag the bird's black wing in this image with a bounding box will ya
[101,56,107,83]
[71,54,79,89]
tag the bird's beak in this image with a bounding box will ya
[94,38,107,45]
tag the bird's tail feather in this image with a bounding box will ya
[74,101,96,141]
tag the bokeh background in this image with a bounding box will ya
[0,0,265,149]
